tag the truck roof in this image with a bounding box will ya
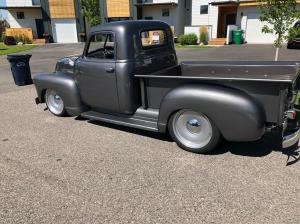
[90,20,171,33]
[88,20,174,61]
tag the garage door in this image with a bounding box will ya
[241,9,275,44]
[52,19,78,43]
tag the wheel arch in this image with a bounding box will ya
[158,84,266,142]
[33,72,85,116]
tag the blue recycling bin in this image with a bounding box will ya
[7,54,32,86]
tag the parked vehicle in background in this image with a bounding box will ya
[287,21,300,49]
[33,21,300,154]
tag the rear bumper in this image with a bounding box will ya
[283,128,300,148]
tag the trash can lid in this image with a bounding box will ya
[7,54,32,60]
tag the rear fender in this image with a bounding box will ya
[33,72,85,116]
[158,84,266,142]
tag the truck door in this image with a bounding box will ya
[75,32,119,112]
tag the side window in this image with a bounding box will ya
[86,33,115,60]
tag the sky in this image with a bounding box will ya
[0,10,7,20]
[0,0,7,20]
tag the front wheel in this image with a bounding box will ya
[45,89,67,117]
[168,110,221,154]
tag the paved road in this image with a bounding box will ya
[0,44,300,224]
[0,44,85,94]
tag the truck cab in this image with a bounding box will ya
[33,20,300,154]
[77,21,176,115]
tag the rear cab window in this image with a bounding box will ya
[140,29,167,50]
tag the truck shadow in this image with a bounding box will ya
[209,130,299,165]
[85,118,299,165]
[213,130,283,157]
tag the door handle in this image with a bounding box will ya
[105,67,115,73]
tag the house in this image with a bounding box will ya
[236,0,278,44]
[135,0,192,36]
[99,0,135,22]
[98,0,192,37]
[209,0,277,44]
[0,0,86,43]
[187,0,300,44]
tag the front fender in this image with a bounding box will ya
[158,84,266,142]
[33,72,85,116]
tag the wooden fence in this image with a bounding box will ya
[5,28,33,41]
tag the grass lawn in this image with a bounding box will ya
[0,43,37,56]
[175,43,213,49]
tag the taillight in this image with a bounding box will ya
[286,109,297,120]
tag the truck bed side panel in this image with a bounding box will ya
[156,84,266,141]
[144,78,286,124]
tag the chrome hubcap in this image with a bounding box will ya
[173,110,213,149]
[187,119,202,133]
[46,90,64,115]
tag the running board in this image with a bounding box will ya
[81,108,159,132]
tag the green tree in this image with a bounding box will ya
[81,0,101,26]
[0,16,9,42]
[257,0,300,61]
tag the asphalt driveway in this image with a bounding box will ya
[0,44,300,224]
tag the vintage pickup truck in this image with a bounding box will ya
[33,20,300,154]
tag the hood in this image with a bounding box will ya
[55,55,81,75]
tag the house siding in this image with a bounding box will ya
[0,0,87,43]
[236,6,275,44]
[5,8,42,38]
[191,0,218,38]
[189,0,297,43]
[141,5,179,34]
[145,0,178,4]
[106,0,130,18]
[0,0,36,7]
[236,5,300,44]
[48,0,76,19]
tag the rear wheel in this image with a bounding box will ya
[45,89,67,117]
[168,109,221,154]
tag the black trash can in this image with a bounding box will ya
[7,54,32,86]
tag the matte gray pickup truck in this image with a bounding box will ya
[34,20,300,154]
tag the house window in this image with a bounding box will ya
[144,16,153,20]
[17,12,25,19]
[162,8,170,17]
[200,5,208,14]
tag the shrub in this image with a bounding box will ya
[178,34,198,45]
[14,35,22,44]
[0,18,9,35]
[14,34,32,44]
[199,26,208,45]
[4,36,16,45]
[24,35,32,44]
[200,32,208,45]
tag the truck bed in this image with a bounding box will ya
[135,61,300,125]
[136,61,300,83]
